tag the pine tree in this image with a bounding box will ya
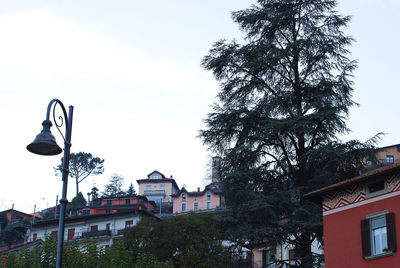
[55,152,104,197]
[127,183,136,196]
[102,174,126,198]
[200,0,376,267]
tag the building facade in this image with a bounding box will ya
[27,210,155,249]
[306,163,400,267]
[366,143,400,167]
[79,195,155,215]
[171,183,222,214]
[171,157,224,214]
[136,171,180,203]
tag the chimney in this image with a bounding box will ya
[211,156,221,183]
[197,187,200,192]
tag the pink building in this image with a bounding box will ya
[171,182,222,214]
[171,156,224,214]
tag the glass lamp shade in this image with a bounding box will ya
[26,120,63,156]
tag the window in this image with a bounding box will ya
[182,194,186,202]
[106,223,110,231]
[67,228,75,240]
[106,209,110,214]
[288,249,299,266]
[146,184,152,190]
[153,174,159,179]
[207,202,211,210]
[51,231,58,238]
[194,202,198,211]
[262,250,275,267]
[125,199,130,205]
[182,203,186,212]
[106,200,112,205]
[83,209,90,215]
[32,233,37,241]
[366,180,386,198]
[386,155,394,164]
[90,225,98,232]
[361,212,396,259]
[125,220,134,228]
[207,192,211,200]
[160,184,165,190]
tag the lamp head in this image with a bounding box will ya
[27,120,62,156]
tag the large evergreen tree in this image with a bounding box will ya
[200,0,375,267]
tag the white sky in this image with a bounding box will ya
[0,0,399,213]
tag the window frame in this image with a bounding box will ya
[365,179,387,198]
[361,211,396,260]
[386,155,395,164]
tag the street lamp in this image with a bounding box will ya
[27,99,73,268]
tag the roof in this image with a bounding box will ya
[304,162,400,200]
[147,170,166,178]
[377,143,400,151]
[171,182,222,197]
[0,209,40,219]
[31,209,158,228]
[0,239,44,254]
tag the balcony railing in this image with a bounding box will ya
[143,190,165,196]
[82,229,111,238]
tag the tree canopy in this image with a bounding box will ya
[55,152,104,197]
[123,213,234,267]
[200,0,376,267]
[126,183,136,196]
[102,174,126,198]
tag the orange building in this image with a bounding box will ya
[78,195,155,216]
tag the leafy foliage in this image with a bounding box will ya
[66,192,87,216]
[102,174,126,198]
[200,0,377,267]
[90,186,101,206]
[55,152,104,197]
[0,226,24,247]
[123,213,234,267]
[0,234,172,268]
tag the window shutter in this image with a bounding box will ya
[386,213,397,252]
[262,250,266,267]
[361,219,371,258]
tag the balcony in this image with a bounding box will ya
[82,229,111,238]
[143,190,165,196]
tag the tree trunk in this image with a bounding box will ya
[299,232,313,268]
[76,178,79,197]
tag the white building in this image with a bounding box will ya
[27,210,156,249]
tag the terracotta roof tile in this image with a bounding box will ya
[305,162,400,199]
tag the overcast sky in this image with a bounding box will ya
[0,0,399,213]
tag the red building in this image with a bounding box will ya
[78,195,156,215]
[306,163,400,267]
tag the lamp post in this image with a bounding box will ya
[27,99,73,268]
